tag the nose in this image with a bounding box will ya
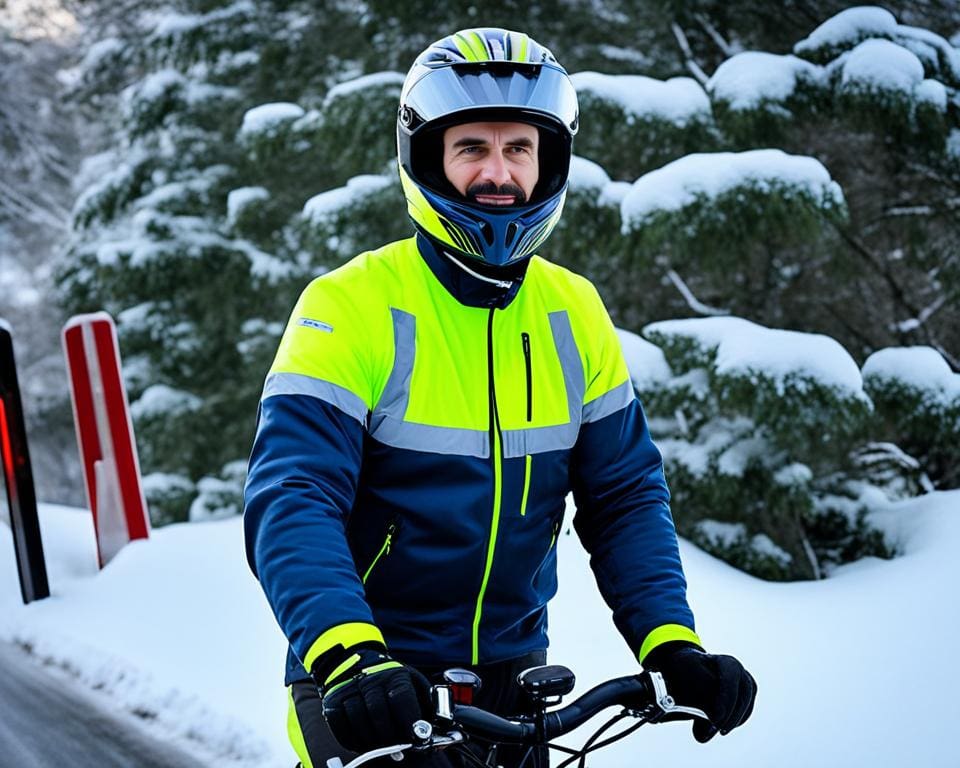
[477,150,512,186]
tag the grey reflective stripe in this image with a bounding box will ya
[370,308,490,456]
[501,310,585,459]
[373,415,490,458]
[583,379,635,423]
[549,310,586,425]
[262,372,368,423]
[502,422,577,458]
[374,308,416,421]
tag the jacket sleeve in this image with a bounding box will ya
[243,274,387,674]
[570,287,700,663]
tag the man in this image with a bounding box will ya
[244,28,756,768]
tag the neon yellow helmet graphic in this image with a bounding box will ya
[397,28,579,267]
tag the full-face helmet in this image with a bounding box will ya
[397,28,579,268]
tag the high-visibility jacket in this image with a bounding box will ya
[243,235,699,684]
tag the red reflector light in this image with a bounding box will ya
[450,684,475,705]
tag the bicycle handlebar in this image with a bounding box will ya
[327,670,709,768]
[450,673,655,744]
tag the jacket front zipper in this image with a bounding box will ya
[472,308,504,665]
[362,522,397,584]
[521,332,532,422]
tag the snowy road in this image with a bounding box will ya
[0,641,209,768]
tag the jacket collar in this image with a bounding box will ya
[415,233,528,310]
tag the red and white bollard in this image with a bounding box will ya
[62,312,149,567]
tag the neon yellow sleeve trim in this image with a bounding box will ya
[638,624,703,663]
[303,622,386,673]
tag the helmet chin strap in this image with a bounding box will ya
[443,250,514,290]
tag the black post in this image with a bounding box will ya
[0,320,49,603]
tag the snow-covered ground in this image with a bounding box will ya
[1,492,958,767]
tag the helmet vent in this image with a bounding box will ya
[505,222,519,246]
[479,221,494,245]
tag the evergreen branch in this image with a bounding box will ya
[0,177,67,229]
[890,294,948,334]
[693,13,735,58]
[666,269,730,316]
[828,220,924,337]
[931,341,959,370]
[670,22,709,85]
[882,205,935,217]
[819,302,875,352]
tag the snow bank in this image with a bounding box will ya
[4,486,960,768]
[862,346,960,402]
[645,316,866,399]
[707,52,822,110]
[621,149,844,230]
[0,507,286,766]
[571,72,711,126]
[302,174,393,226]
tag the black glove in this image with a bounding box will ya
[316,647,432,753]
[643,642,757,743]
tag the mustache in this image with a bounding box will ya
[466,181,527,205]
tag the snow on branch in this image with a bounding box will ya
[671,22,709,85]
[620,149,844,231]
[666,269,730,317]
[645,316,868,400]
[570,71,710,127]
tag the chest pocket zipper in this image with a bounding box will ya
[362,522,397,584]
[522,332,532,422]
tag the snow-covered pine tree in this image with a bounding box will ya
[58,1,960,529]
[863,346,960,490]
[627,318,910,580]
[0,4,84,504]
[57,0,386,522]
[705,6,960,366]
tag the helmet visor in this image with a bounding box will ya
[403,63,578,135]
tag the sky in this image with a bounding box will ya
[2,489,959,768]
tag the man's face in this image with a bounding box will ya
[442,121,539,206]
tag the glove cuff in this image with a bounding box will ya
[642,640,704,671]
[311,644,391,692]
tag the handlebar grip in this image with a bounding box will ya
[543,675,652,738]
[451,705,539,744]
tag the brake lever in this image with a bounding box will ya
[326,743,412,768]
[325,720,468,768]
[647,671,709,721]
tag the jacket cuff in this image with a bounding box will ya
[637,623,702,663]
[303,622,387,675]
